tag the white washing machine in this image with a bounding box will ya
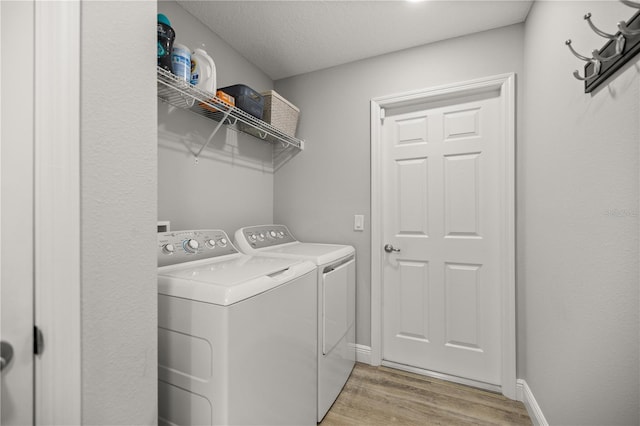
[157,229,317,426]
[234,224,356,422]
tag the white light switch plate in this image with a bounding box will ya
[354,214,364,231]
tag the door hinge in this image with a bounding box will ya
[380,108,386,123]
[34,326,45,356]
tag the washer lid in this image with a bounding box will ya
[158,255,315,306]
[254,242,355,266]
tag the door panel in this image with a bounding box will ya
[444,262,482,350]
[1,1,35,424]
[397,260,429,341]
[444,153,480,237]
[443,107,480,140]
[397,158,429,235]
[382,91,502,386]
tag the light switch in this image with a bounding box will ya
[354,214,364,231]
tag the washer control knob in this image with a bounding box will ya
[218,238,228,247]
[205,239,216,249]
[258,233,265,241]
[162,243,175,254]
[249,234,257,242]
[184,239,199,253]
[278,231,285,238]
[269,230,277,238]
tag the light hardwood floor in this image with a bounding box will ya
[320,363,532,425]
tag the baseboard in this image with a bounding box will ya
[516,379,548,426]
[353,344,372,364]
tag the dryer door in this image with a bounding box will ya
[322,257,355,355]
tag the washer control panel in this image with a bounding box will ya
[236,224,297,250]
[158,229,237,267]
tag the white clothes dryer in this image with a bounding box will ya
[157,229,317,426]
[234,224,356,422]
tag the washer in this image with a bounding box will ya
[157,229,317,426]
[234,224,356,422]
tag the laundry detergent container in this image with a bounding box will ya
[218,84,264,119]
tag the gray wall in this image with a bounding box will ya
[158,1,275,236]
[81,1,158,424]
[521,1,639,424]
[274,24,525,352]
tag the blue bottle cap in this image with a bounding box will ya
[158,14,171,27]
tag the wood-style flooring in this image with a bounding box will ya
[320,363,532,426]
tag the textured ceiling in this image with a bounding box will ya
[177,0,533,80]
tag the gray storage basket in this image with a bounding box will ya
[261,90,300,138]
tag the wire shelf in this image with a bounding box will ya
[157,67,304,151]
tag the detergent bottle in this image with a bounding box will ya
[157,14,175,71]
[190,48,216,93]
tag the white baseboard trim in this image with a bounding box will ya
[354,344,372,364]
[516,379,548,426]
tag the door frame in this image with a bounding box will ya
[370,73,516,399]
[33,1,82,423]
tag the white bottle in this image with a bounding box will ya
[190,48,216,94]
[171,43,191,82]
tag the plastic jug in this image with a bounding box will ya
[190,48,216,93]
[171,43,191,82]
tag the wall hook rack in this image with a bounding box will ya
[567,2,640,92]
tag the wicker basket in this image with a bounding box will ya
[261,90,300,137]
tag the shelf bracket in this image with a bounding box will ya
[192,109,232,162]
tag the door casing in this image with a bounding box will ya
[370,73,516,399]
[34,2,82,423]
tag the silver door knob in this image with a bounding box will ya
[384,244,400,253]
[1,341,14,372]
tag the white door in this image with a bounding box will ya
[381,88,506,386]
[1,0,35,423]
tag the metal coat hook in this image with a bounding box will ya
[566,39,591,61]
[565,39,602,80]
[572,62,601,81]
[584,13,625,61]
[618,20,640,36]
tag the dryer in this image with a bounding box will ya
[234,224,356,421]
[157,229,317,426]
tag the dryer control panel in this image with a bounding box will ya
[235,224,297,250]
[158,229,238,267]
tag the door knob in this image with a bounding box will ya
[384,244,400,253]
[1,341,14,372]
